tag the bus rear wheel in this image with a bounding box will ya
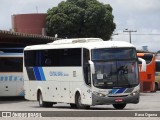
[113,103,126,109]
[75,93,90,109]
[70,103,77,108]
[38,91,53,107]
[154,83,158,92]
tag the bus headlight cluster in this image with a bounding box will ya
[93,92,106,97]
[130,90,139,96]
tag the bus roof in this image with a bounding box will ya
[24,38,135,51]
[0,52,23,57]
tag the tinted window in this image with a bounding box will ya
[24,48,82,67]
[0,57,23,72]
[24,51,36,66]
[83,49,91,85]
[92,48,136,61]
[49,49,82,66]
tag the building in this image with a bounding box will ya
[11,13,47,35]
[0,30,55,48]
[0,13,57,48]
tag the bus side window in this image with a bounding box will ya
[24,51,35,67]
[83,48,91,86]
[45,58,52,66]
[25,50,45,67]
[35,51,45,66]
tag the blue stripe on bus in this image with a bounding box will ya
[115,88,126,94]
[109,88,126,94]
[33,67,42,80]
[33,67,46,81]
[38,67,46,81]
[110,89,118,94]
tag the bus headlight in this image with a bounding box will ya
[93,92,106,97]
[130,90,139,96]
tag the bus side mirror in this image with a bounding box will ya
[138,57,146,72]
[88,60,95,74]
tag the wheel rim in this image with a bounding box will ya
[78,95,82,106]
[39,93,43,105]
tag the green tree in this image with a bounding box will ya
[46,0,116,40]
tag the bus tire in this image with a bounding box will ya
[154,83,158,92]
[113,103,126,109]
[70,103,77,108]
[75,93,90,109]
[38,91,53,107]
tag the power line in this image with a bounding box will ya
[123,29,137,43]
[117,33,160,36]
[132,34,160,35]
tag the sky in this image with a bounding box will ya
[0,0,160,52]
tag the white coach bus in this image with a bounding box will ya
[0,52,24,96]
[24,38,146,109]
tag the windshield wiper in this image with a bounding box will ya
[117,66,132,87]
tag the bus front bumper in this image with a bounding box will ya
[92,92,140,105]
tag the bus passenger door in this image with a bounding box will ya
[81,48,92,105]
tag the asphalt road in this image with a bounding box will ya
[0,91,160,119]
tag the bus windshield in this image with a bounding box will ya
[91,48,139,89]
[92,48,137,61]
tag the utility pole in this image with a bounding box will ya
[123,29,137,43]
[36,6,38,13]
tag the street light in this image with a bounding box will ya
[123,29,137,43]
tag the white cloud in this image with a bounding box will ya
[0,0,61,30]
[0,0,160,52]
[101,0,160,52]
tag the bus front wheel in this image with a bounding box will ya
[38,91,53,107]
[75,93,90,109]
[70,103,77,108]
[113,103,126,109]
